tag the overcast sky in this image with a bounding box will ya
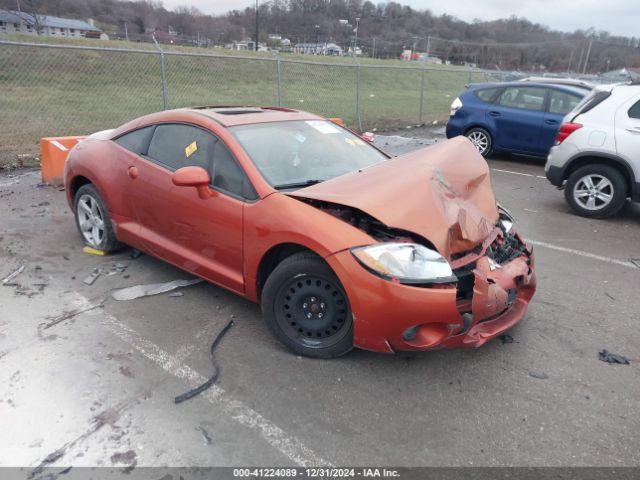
[159,0,638,37]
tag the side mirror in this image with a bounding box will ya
[172,166,213,199]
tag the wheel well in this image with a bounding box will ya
[69,175,92,201]
[563,156,633,194]
[464,125,490,136]
[464,125,493,143]
[256,243,319,297]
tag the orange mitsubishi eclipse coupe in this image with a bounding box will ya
[64,106,536,358]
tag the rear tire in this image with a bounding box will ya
[565,165,627,218]
[74,184,121,252]
[465,127,493,158]
[261,252,353,358]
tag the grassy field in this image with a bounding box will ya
[0,34,490,167]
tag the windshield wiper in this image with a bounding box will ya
[273,179,324,190]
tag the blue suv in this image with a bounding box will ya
[446,82,586,158]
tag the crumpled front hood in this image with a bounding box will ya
[290,136,499,258]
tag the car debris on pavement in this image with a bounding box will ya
[174,320,234,404]
[83,268,102,285]
[598,349,630,365]
[2,264,25,285]
[111,278,203,301]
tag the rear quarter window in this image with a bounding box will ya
[573,90,611,117]
[114,126,155,155]
[628,100,640,119]
[548,90,582,115]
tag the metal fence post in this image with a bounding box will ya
[418,65,426,125]
[152,34,168,110]
[276,56,282,107]
[355,62,362,132]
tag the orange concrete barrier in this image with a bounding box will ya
[40,136,86,186]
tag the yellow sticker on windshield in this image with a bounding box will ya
[185,141,198,158]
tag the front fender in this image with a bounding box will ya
[243,193,374,302]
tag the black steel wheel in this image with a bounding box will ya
[261,252,353,358]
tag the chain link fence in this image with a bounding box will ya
[0,39,493,164]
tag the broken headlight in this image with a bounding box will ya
[351,243,455,284]
[498,205,515,233]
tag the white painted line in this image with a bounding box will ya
[50,140,69,152]
[527,239,638,270]
[491,168,535,177]
[70,294,331,467]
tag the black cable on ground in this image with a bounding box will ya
[174,320,234,404]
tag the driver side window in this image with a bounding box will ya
[147,124,217,171]
[143,123,257,201]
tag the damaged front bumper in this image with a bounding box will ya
[325,228,536,353]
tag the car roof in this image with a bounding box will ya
[467,82,586,96]
[184,106,323,127]
[109,106,328,142]
[518,76,595,90]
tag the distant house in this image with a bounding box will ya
[0,10,106,39]
[294,42,343,56]
[232,39,267,51]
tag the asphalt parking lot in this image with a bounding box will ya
[1,135,639,471]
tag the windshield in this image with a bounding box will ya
[230,120,388,189]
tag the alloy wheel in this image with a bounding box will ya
[573,174,614,211]
[77,194,105,247]
[467,130,489,155]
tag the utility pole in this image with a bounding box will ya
[254,0,259,52]
[353,17,360,55]
[426,35,431,56]
[372,37,376,59]
[576,48,584,74]
[567,48,574,73]
[582,39,593,74]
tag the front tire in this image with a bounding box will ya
[465,127,493,158]
[74,184,121,252]
[261,252,353,358]
[564,165,627,218]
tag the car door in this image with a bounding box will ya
[110,125,157,247]
[488,86,546,154]
[614,96,640,173]
[541,89,583,152]
[128,123,249,294]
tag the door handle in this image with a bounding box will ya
[488,111,501,117]
[127,166,139,179]
[545,119,559,125]
[626,127,640,134]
